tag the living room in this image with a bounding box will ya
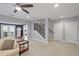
[1,0,79,58]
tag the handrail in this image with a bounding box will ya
[39,24,53,34]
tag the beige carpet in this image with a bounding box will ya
[21,40,79,56]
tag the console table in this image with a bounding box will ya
[18,40,29,55]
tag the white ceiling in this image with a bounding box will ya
[0,3,79,21]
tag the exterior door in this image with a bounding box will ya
[23,24,28,40]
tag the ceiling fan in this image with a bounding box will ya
[14,3,33,14]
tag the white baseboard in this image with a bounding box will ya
[53,39,79,46]
[31,37,48,44]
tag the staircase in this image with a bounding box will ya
[41,24,54,42]
[34,23,54,40]
[41,24,53,34]
[34,23,45,39]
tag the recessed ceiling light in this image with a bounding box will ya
[54,4,59,8]
[60,16,64,18]
[16,6,22,11]
[27,16,30,19]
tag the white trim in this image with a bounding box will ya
[32,38,48,44]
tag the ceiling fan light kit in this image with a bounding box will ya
[16,6,22,11]
[14,3,33,14]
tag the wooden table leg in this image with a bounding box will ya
[18,40,29,56]
[27,41,29,50]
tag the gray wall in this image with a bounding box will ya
[48,16,79,44]
[0,15,29,24]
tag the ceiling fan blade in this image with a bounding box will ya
[16,3,21,6]
[22,8,29,14]
[14,9,17,13]
[21,4,33,7]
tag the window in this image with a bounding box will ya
[1,25,15,38]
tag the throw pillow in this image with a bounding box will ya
[2,40,14,50]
